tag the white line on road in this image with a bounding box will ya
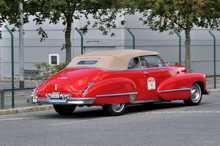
[51,117,114,126]
[145,111,220,114]
[0,118,30,121]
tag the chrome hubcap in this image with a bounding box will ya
[111,103,125,112]
[190,84,201,102]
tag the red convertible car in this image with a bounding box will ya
[27,50,210,115]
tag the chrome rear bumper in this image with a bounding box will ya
[27,96,95,105]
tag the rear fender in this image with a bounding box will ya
[84,78,137,105]
[157,73,206,100]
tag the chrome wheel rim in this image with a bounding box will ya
[190,84,201,102]
[111,103,125,113]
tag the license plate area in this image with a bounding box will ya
[51,92,60,99]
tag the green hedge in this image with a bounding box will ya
[33,62,66,81]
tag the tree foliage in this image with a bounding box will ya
[124,0,220,72]
[24,0,122,65]
[0,0,25,38]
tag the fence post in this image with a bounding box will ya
[174,30,181,65]
[75,28,83,55]
[19,3,24,89]
[127,29,135,49]
[209,31,216,89]
[0,90,4,109]
[5,25,15,108]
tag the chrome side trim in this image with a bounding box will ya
[65,66,168,72]
[97,92,138,103]
[112,67,168,72]
[82,83,94,95]
[129,94,137,103]
[132,99,162,104]
[158,88,190,93]
[32,82,43,93]
[55,84,58,91]
[96,92,138,97]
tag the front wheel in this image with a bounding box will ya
[103,103,126,116]
[53,105,76,115]
[184,83,202,106]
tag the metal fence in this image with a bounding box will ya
[0,88,33,109]
[0,37,219,109]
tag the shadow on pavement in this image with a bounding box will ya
[40,102,187,119]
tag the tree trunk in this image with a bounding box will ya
[185,28,191,73]
[65,19,72,65]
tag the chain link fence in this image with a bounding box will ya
[0,37,219,109]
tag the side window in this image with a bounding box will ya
[157,56,166,67]
[144,55,165,68]
[127,55,165,69]
[128,57,140,69]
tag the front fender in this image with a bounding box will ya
[84,78,137,105]
[157,73,206,100]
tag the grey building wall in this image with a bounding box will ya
[0,13,219,78]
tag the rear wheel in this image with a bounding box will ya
[103,103,126,116]
[184,83,202,106]
[53,105,76,115]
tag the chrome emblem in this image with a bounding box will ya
[55,84,58,91]
[57,77,67,79]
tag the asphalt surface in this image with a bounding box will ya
[0,93,219,146]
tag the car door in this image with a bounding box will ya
[127,55,170,102]
[141,55,171,101]
[126,57,148,102]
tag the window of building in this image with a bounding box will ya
[49,53,60,65]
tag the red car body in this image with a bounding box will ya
[27,50,209,115]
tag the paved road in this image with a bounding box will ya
[0,93,219,146]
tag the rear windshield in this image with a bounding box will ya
[77,60,98,65]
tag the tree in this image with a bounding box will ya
[124,0,220,72]
[0,0,25,38]
[24,0,121,65]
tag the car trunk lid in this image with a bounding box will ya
[41,68,102,92]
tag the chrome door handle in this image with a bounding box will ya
[144,72,149,75]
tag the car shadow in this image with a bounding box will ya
[125,102,186,115]
[43,101,187,119]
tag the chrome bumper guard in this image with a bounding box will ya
[27,96,95,105]
[204,89,210,95]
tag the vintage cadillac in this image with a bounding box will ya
[27,50,210,116]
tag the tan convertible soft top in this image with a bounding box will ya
[66,49,159,70]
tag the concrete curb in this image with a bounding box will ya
[210,89,220,93]
[0,105,53,115]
